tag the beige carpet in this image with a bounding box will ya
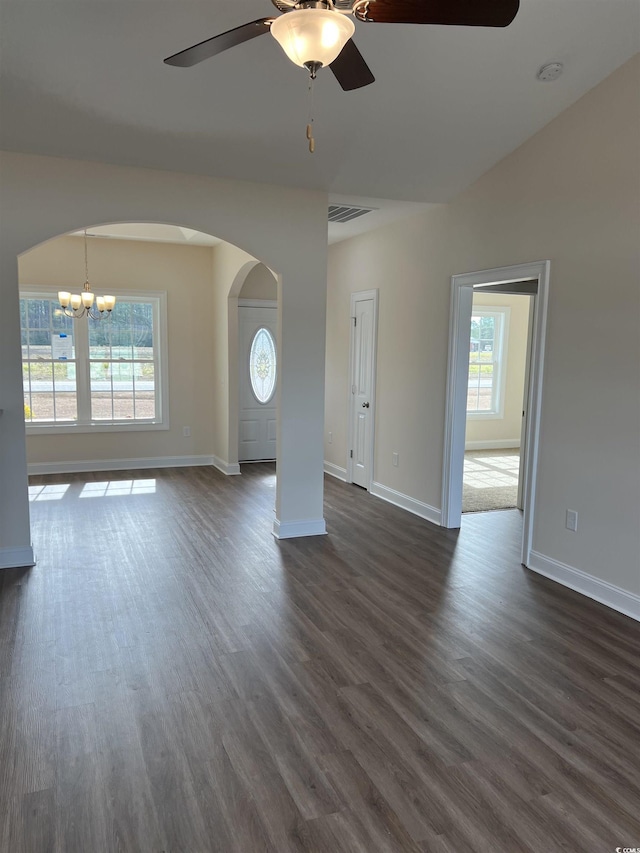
[463,448,520,513]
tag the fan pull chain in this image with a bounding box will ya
[306,74,315,154]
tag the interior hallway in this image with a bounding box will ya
[1,464,638,851]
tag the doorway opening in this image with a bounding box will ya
[237,264,278,463]
[463,283,536,514]
[441,262,550,566]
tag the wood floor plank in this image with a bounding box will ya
[53,703,109,853]
[0,463,636,851]
[317,750,425,853]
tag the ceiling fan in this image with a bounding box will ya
[164,0,521,92]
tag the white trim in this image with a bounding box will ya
[273,518,327,539]
[238,299,278,308]
[212,456,241,475]
[441,282,474,529]
[26,421,170,435]
[0,545,36,569]
[370,481,441,527]
[324,461,347,481]
[28,455,217,475]
[466,305,510,419]
[465,439,521,450]
[441,260,550,569]
[347,288,379,488]
[21,287,170,432]
[529,551,640,622]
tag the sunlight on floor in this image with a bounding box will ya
[463,450,520,512]
[79,479,157,498]
[28,484,71,501]
[464,455,519,489]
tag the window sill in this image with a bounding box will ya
[25,421,170,436]
[466,411,504,420]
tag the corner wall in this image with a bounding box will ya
[325,55,640,602]
[210,241,261,469]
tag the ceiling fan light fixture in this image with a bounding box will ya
[270,8,355,69]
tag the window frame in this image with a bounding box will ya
[21,287,169,434]
[466,306,510,420]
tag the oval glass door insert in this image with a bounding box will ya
[249,327,277,404]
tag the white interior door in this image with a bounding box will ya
[239,306,277,462]
[349,291,377,489]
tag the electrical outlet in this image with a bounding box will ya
[566,509,578,532]
[328,431,333,444]
[392,452,399,468]
[183,426,191,437]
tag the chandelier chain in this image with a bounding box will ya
[84,229,90,286]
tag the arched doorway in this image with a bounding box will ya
[228,262,278,467]
[0,153,329,568]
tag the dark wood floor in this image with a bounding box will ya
[1,464,639,852]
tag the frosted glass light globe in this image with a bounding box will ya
[270,8,355,68]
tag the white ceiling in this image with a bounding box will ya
[72,223,222,247]
[1,0,638,207]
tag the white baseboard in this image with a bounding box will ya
[212,456,241,475]
[528,551,640,622]
[370,481,441,527]
[465,439,521,451]
[28,455,217,476]
[273,518,327,539]
[324,461,347,482]
[0,545,36,570]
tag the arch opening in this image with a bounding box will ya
[0,154,328,565]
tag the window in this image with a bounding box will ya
[21,290,168,432]
[467,307,509,417]
[249,326,277,404]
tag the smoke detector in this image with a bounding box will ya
[536,62,564,82]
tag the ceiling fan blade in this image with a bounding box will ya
[164,19,275,67]
[329,39,375,91]
[354,0,519,27]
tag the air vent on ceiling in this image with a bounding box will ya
[328,205,377,224]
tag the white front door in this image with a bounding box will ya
[349,291,377,489]
[239,306,277,461]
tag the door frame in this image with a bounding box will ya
[517,295,537,510]
[346,288,379,488]
[441,261,550,566]
[238,301,278,462]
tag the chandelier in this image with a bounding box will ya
[58,230,116,319]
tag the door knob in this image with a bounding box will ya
[362,402,370,408]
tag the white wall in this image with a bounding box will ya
[465,291,531,448]
[325,55,640,599]
[210,242,260,469]
[20,235,217,467]
[0,152,329,567]
[239,263,278,300]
